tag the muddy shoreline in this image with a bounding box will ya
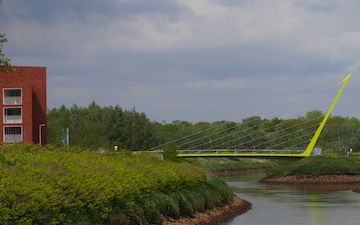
[260,174,360,193]
[353,186,360,193]
[260,174,360,184]
[162,195,251,225]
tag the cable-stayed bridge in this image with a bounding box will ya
[150,74,352,159]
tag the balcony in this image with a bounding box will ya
[4,115,22,124]
[4,96,22,105]
[4,108,22,124]
[3,89,22,105]
[4,127,22,143]
[4,134,22,143]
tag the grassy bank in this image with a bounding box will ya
[0,144,233,224]
[185,157,281,173]
[264,156,360,179]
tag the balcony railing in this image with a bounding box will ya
[4,134,22,143]
[4,115,22,124]
[4,96,22,105]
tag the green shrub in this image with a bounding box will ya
[207,177,234,204]
[162,144,181,162]
[139,197,162,225]
[177,188,205,213]
[0,144,233,224]
[168,192,194,218]
[148,192,180,220]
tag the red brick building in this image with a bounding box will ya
[0,67,46,144]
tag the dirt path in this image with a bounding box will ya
[162,195,251,225]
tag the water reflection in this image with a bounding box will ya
[309,195,326,225]
[220,172,360,225]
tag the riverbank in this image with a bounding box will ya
[163,195,251,225]
[260,174,360,184]
[259,156,360,193]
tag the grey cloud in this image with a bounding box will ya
[1,0,360,123]
[0,0,185,24]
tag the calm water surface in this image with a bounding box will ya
[220,172,360,225]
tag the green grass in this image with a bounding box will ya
[186,157,280,172]
[264,156,360,178]
[0,144,233,224]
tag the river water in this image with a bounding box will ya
[220,172,360,225]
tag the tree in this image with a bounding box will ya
[0,34,11,69]
[0,1,14,72]
[319,116,360,154]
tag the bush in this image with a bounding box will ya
[0,144,234,224]
[162,144,181,162]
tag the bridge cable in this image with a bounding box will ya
[150,82,341,150]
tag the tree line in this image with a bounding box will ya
[47,102,360,155]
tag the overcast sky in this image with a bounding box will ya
[1,0,359,123]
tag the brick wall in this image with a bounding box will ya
[0,67,46,144]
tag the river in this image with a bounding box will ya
[219,172,360,225]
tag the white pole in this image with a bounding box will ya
[66,127,69,146]
[39,124,45,145]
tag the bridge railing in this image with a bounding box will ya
[177,149,305,156]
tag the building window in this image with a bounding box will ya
[4,126,22,143]
[3,89,22,105]
[4,108,22,124]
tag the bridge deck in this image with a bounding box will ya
[176,149,310,158]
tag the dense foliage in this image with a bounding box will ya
[0,144,233,224]
[0,33,11,70]
[47,102,161,150]
[47,102,360,155]
[264,156,360,178]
